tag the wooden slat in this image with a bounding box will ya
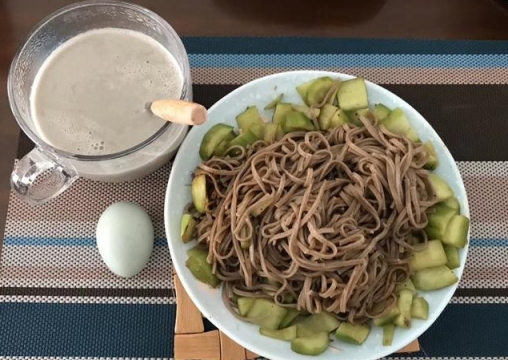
[219,331,246,360]
[174,331,221,360]
[397,339,420,353]
[174,274,204,334]
[245,349,259,359]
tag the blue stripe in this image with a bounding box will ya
[0,302,174,357]
[189,54,508,69]
[3,237,168,247]
[182,37,508,55]
[3,237,506,247]
[387,303,508,358]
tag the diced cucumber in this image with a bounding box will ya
[411,297,429,320]
[291,332,329,356]
[346,108,372,126]
[382,324,395,346]
[236,106,264,134]
[326,86,339,105]
[212,131,236,157]
[423,141,439,170]
[396,278,417,295]
[260,325,297,341]
[444,244,461,269]
[275,125,286,140]
[191,174,208,213]
[411,265,459,291]
[307,77,334,106]
[425,205,457,240]
[295,312,341,337]
[250,194,275,217]
[262,123,278,143]
[180,214,196,243]
[249,123,264,138]
[264,93,284,110]
[279,308,301,329]
[335,322,371,345]
[227,129,259,155]
[440,197,461,213]
[427,173,454,201]
[373,103,391,121]
[329,109,350,129]
[318,104,339,130]
[199,123,235,160]
[185,247,220,288]
[296,79,316,105]
[281,111,315,133]
[246,299,288,330]
[273,103,293,125]
[442,215,469,248]
[337,77,369,111]
[411,239,448,271]
[382,108,420,142]
[373,304,400,326]
[291,104,320,119]
[237,297,255,316]
[394,289,413,328]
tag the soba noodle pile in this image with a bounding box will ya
[192,115,438,324]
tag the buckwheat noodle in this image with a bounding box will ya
[191,98,438,324]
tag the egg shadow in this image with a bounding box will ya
[212,0,387,29]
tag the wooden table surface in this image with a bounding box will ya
[0,0,507,242]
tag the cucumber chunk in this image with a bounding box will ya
[335,322,371,345]
[262,123,278,143]
[295,312,341,337]
[291,104,320,119]
[424,141,439,170]
[411,297,429,320]
[337,77,369,111]
[212,131,236,157]
[444,244,461,269]
[346,108,372,126]
[440,197,461,212]
[281,110,315,133]
[246,299,288,330]
[394,289,413,328]
[237,297,255,316]
[425,205,457,240]
[411,265,459,291]
[318,104,339,130]
[382,108,420,142]
[199,123,235,160]
[280,308,301,329]
[260,325,297,341]
[191,174,208,213]
[373,304,400,326]
[382,324,395,346]
[411,239,448,271]
[296,79,316,105]
[442,215,470,248]
[236,106,264,134]
[427,173,454,201]
[307,77,334,106]
[227,129,259,155]
[185,247,220,288]
[329,109,350,129]
[180,214,196,243]
[373,103,391,121]
[291,332,329,356]
[395,278,417,295]
[264,93,284,110]
[273,103,293,125]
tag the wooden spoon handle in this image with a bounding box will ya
[150,99,207,125]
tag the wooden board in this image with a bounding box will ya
[174,331,221,360]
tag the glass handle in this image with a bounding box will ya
[10,147,79,205]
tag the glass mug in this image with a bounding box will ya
[7,0,191,204]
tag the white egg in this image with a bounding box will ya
[96,201,154,278]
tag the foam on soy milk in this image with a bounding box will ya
[30,28,184,156]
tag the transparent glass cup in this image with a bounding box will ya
[8,0,192,204]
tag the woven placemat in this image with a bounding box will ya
[2,37,508,359]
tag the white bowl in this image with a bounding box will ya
[164,70,469,360]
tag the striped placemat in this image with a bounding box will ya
[1,37,508,360]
